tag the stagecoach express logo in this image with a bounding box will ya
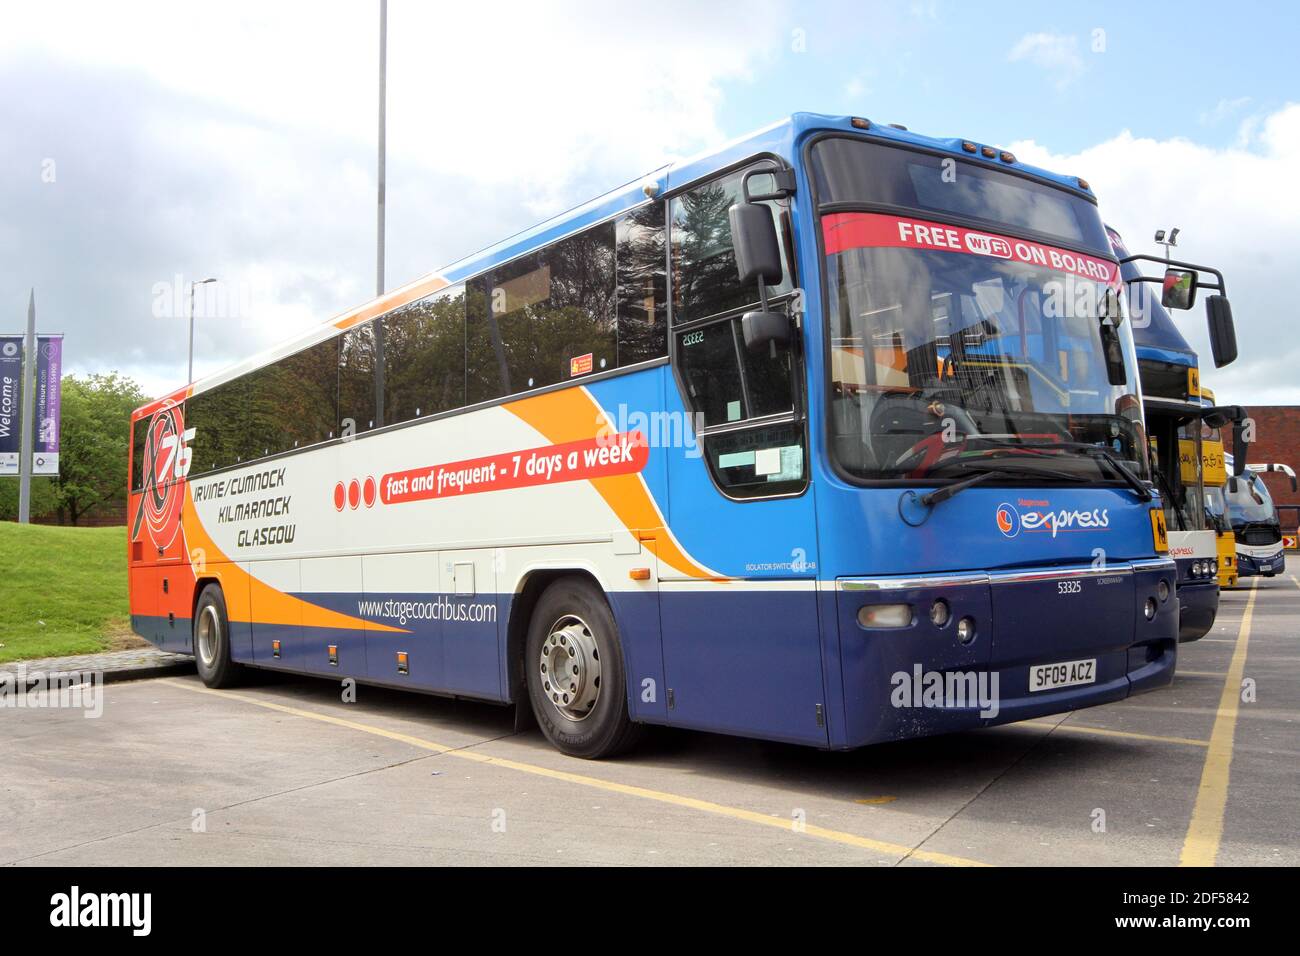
[996,500,1110,539]
[130,402,193,549]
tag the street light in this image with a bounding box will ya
[188,277,217,384]
[1154,227,1180,263]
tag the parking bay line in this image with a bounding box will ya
[1179,578,1258,867]
[160,678,989,867]
[1019,721,1209,748]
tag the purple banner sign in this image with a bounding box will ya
[33,335,63,475]
[0,337,20,476]
[0,334,63,476]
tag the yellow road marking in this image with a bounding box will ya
[854,796,898,805]
[1290,575,1299,589]
[161,679,987,867]
[1021,720,1208,748]
[1180,578,1258,867]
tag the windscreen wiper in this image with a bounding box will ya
[919,468,1011,508]
[964,438,1153,501]
[903,462,1089,526]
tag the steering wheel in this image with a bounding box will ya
[868,389,980,469]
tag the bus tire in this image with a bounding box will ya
[525,577,641,759]
[193,583,242,688]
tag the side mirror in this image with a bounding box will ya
[1202,403,1245,430]
[741,310,792,353]
[1162,268,1198,310]
[728,202,782,286]
[1231,414,1249,477]
[1206,295,1238,367]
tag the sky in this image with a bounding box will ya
[2,0,1298,404]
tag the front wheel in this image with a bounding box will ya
[525,578,641,759]
[193,583,243,688]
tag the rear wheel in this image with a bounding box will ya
[525,577,641,759]
[193,583,243,688]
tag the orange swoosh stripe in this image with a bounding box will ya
[332,274,450,332]
[182,485,406,633]
[504,388,718,580]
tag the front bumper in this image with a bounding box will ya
[1176,578,1219,643]
[834,558,1178,748]
[1237,549,1285,577]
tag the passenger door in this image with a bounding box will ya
[657,162,827,746]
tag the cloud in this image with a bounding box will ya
[1,0,783,398]
[1008,103,1300,405]
[1007,32,1084,90]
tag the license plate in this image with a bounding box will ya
[1029,658,1096,692]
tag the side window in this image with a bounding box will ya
[669,162,804,498]
[381,284,466,424]
[244,338,339,460]
[467,222,618,403]
[616,203,667,365]
[339,321,379,434]
[465,277,509,404]
[131,416,149,491]
[185,381,245,476]
[670,164,792,323]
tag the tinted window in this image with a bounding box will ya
[131,416,149,490]
[616,203,667,365]
[185,381,245,475]
[810,137,1111,254]
[676,318,794,428]
[465,279,509,404]
[469,221,618,402]
[339,321,379,434]
[670,164,792,323]
[381,285,466,424]
[244,338,339,460]
[677,321,745,426]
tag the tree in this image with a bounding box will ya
[51,372,147,525]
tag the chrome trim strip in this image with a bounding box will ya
[989,564,1134,585]
[1129,557,1178,573]
[839,572,990,592]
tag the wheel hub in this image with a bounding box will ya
[538,615,601,721]
[196,604,220,666]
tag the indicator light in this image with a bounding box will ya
[858,604,912,628]
[1157,580,1170,602]
[851,117,871,129]
[1144,598,1157,621]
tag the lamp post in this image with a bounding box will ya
[188,277,217,384]
[1154,227,1180,264]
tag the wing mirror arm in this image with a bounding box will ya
[729,165,796,356]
